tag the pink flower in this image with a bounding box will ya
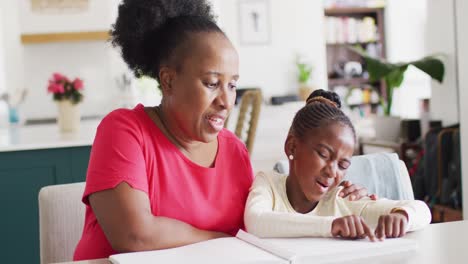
[72,78,84,90]
[48,81,65,94]
[52,72,68,82]
[46,72,84,103]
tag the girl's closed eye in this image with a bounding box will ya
[338,160,350,170]
[317,149,329,159]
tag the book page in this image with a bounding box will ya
[265,237,418,264]
[109,237,287,264]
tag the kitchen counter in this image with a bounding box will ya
[0,120,100,152]
[0,122,96,263]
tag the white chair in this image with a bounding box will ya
[38,182,86,264]
[274,153,414,200]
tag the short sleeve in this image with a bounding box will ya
[82,110,148,204]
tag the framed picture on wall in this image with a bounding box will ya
[31,0,89,13]
[20,0,109,34]
[238,0,271,45]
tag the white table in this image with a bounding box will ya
[346,220,468,264]
[57,220,468,264]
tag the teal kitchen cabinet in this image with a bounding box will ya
[0,146,91,264]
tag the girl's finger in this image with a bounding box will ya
[341,218,350,237]
[348,216,357,238]
[375,216,385,240]
[340,180,351,187]
[361,219,376,242]
[399,219,407,237]
[385,216,393,238]
[354,216,365,238]
[392,218,400,238]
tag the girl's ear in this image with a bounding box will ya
[284,134,296,158]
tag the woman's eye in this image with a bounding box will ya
[229,82,237,90]
[205,82,218,89]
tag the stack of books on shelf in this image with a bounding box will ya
[324,0,386,8]
[325,16,378,44]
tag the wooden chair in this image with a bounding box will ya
[227,89,262,153]
[432,127,462,222]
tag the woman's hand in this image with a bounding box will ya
[331,215,376,241]
[375,211,409,240]
[338,180,378,201]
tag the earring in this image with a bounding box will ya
[288,154,294,160]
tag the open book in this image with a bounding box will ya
[109,230,418,264]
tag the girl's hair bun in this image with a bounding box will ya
[305,89,341,108]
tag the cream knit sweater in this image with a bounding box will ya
[244,171,431,238]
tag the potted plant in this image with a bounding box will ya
[47,72,84,133]
[350,47,445,141]
[296,55,314,101]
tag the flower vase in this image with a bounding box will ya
[57,100,81,133]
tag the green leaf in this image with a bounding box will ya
[348,46,445,116]
[410,56,445,83]
[386,66,408,89]
[297,62,312,83]
[349,46,397,81]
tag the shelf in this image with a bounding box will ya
[348,102,380,108]
[325,5,386,98]
[325,7,384,16]
[21,31,110,44]
[328,78,372,87]
[326,41,378,46]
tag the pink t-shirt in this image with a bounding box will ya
[73,104,254,260]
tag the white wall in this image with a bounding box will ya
[18,0,128,120]
[455,0,468,218]
[0,5,6,94]
[16,0,450,121]
[0,1,24,97]
[216,0,328,99]
[385,0,431,119]
[19,0,111,33]
[22,42,120,119]
[426,0,459,126]
[17,0,327,120]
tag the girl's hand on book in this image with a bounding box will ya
[338,181,378,201]
[375,211,409,240]
[331,215,376,242]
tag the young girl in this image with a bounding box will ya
[244,90,431,241]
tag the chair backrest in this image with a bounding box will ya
[234,89,262,153]
[38,182,86,264]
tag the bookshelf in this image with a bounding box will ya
[324,7,386,112]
